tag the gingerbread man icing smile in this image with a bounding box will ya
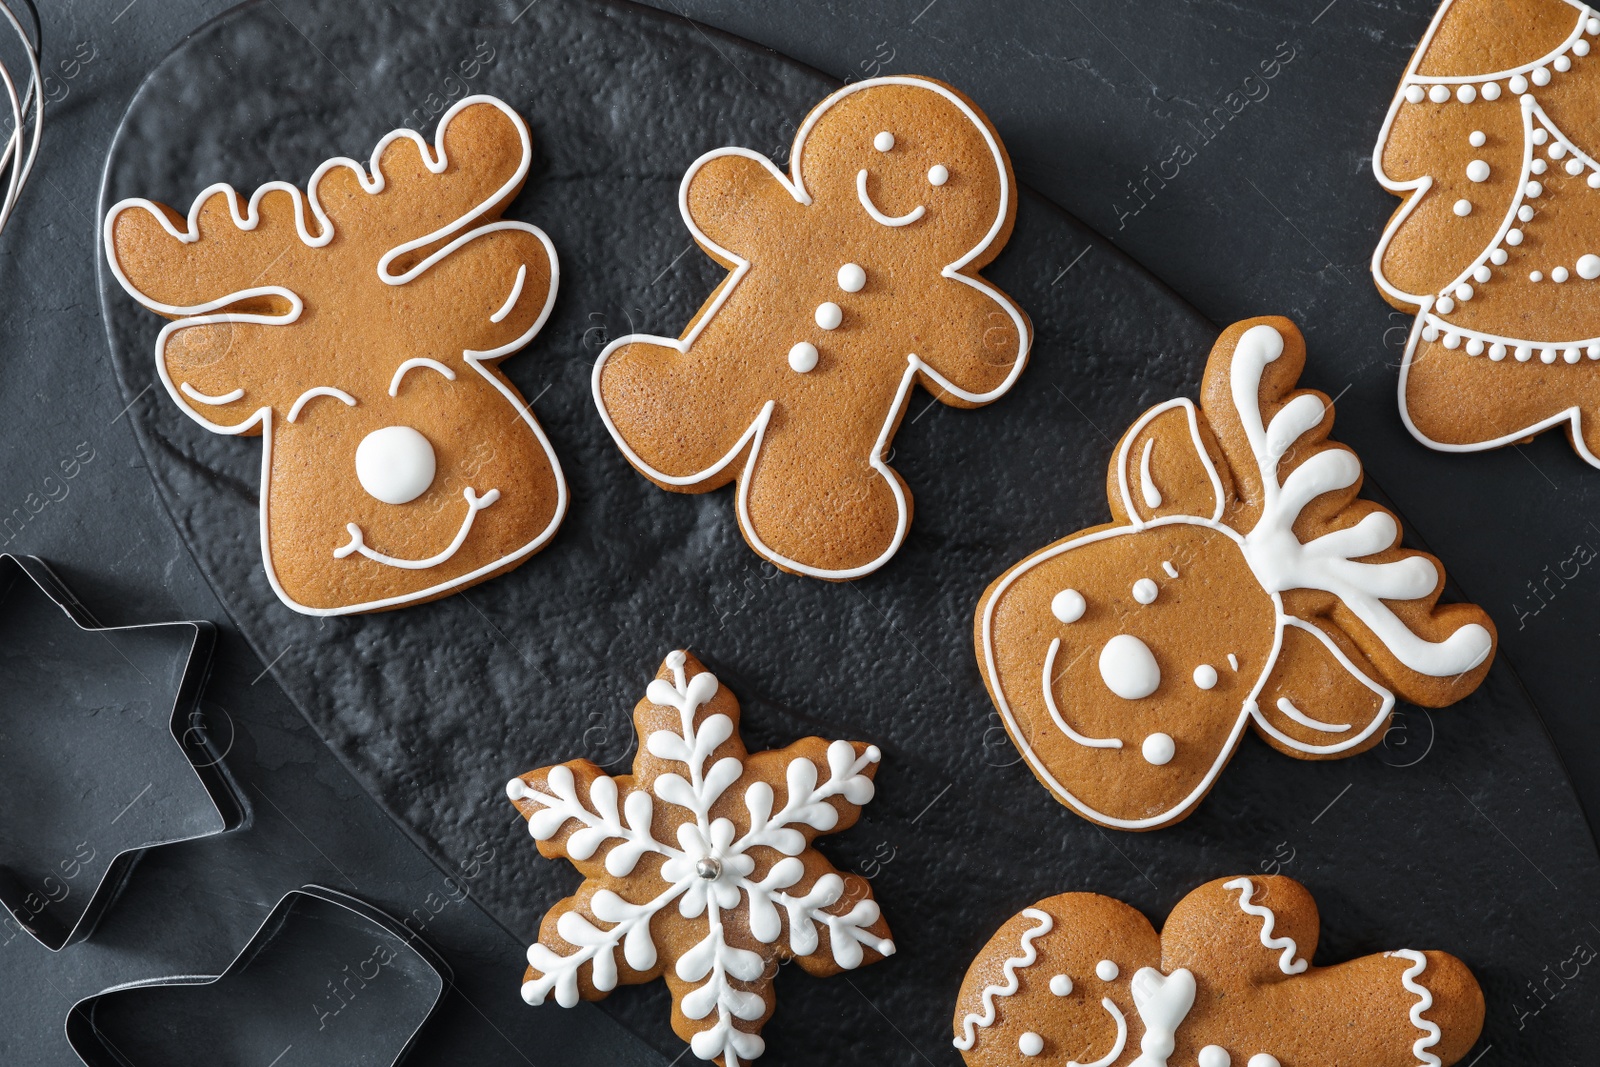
[593,75,1032,579]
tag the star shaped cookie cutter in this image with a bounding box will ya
[0,553,244,950]
[64,885,451,1067]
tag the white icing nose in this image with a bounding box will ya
[355,425,437,505]
[1099,635,1160,700]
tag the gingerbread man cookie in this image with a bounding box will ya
[593,75,1031,579]
[954,875,1484,1067]
[1375,0,1600,464]
[976,318,1495,829]
[506,650,894,1066]
[104,96,565,615]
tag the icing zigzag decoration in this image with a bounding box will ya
[976,317,1496,830]
[103,95,565,615]
[507,650,894,1067]
[1374,0,1600,465]
[952,876,1486,1067]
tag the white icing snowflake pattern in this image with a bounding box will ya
[507,650,894,1066]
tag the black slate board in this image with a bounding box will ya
[97,0,1600,1062]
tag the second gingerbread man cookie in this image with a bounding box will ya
[594,75,1031,579]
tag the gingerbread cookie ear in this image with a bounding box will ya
[1252,617,1393,757]
[1107,399,1231,526]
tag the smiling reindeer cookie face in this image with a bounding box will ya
[594,75,1030,580]
[976,317,1497,830]
[954,876,1485,1067]
[104,96,565,615]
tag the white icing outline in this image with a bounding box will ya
[335,487,499,569]
[179,382,244,406]
[1066,998,1128,1067]
[1223,877,1308,975]
[979,325,1481,827]
[592,75,1028,580]
[285,385,356,423]
[855,168,925,226]
[490,262,527,323]
[951,907,1052,1050]
[388,357,457,397]
[1042,637,1122,749]
[1372,3,1600,466]
[102,95,568,616]
[1387,949,1443,1067]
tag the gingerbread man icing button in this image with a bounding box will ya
[953,876,1486,1067]
[593,75,1031,580]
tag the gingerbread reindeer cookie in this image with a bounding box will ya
[1374,0,1600,465]
[976,318,1495,830]
[506,650,894,1067]
[954,875,1485,1067]
[593,75,1030,579]
[103,96,565,615]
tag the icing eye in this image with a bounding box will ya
[873,130,895,152]
[927,164,949,186]
[1100,635,1160,700]
[1132,578,1158,604]
[1142,732,1176,766]
[837,262,866,292]
[1018,1032,1044,1057]
[1095,959,1119,981]
[1051,588,1086,623]
[1198,1047,1231,1067]
[1049,973,1073,996]
[1193,664,1218,690]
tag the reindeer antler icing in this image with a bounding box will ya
[977,316,1496,830]
[1225,325,1493,678]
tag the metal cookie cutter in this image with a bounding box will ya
[0,553,244,950]
[65,885,452,1067]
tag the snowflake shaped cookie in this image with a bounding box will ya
[506,650,894,1066]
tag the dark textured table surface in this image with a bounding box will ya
[3,1,1598,1065]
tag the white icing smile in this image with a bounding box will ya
[335,486,499,569]
[1067,997,1128,1067]
[855,169,925,227]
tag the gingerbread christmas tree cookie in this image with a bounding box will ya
[593,75,1031,579]
[976,318,1496,830]
[506,650,894,1066]
[953,875,1484,1067]
[1374,0,1600,464]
